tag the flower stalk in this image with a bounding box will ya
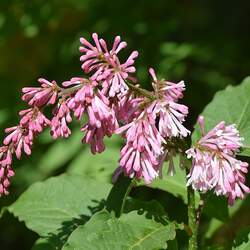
[126,81,156,100]
[185,157,198,250]
[187,183,198,250]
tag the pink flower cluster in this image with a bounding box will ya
[186,116,250,205]
[115,68,190,183]
[0,33,139,195]
[79,33,138,97]
[116,112,166,183]
[0,104,51,195]
[2,33,247,206]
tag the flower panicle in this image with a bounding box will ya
[186,116,249,205]
[2,33,247,206]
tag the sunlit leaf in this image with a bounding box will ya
[192,77,250,156]
[62,210,176,250]
[8,174,111,249]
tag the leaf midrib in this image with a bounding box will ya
[128,224,164,249]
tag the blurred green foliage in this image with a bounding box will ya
[0,0,250,249]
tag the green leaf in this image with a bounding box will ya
[62,210,176,250]
[205,198,245,240]
[106,174,134,216]
[8,174,112,248]
[67,139,120,183]
[233,230,250,249]
[124,198,170,226]
[141,156,200,204]
[124,198,167,218]
[37,130,82,175]
[192,77,250,156]
[203,193,229,222]
[32,238,54,250]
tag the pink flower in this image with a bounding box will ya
[148,100,190,138]
[186,116,250,205]
[5,108,50,159]
[65,77,117,128]
[148,68,190,138]
[64,78,97,120]
[81,124,106,154]
[114,93,143,124]
[197,116,242,155]
[22,78,58,107]
[81,115,117,154]
[19,108,50,133]
[63,77,118,153]
[149,68,185,102]
[80,33,138,97]
[50,100,72,139]
[4,125,33,159]
[102,51,138,97]
[0,146,14,195]
[116,112,165,183]
[79,33,127,75]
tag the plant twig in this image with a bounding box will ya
[196,194,205,223]
[126,81,156,101]
[120,179,136,215]
[185,160,198,250]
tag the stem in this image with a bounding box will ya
[185,162,198,250]
[58,85,82,97]
[196,194,205,224]
[187,185,198,250]
[126,81,156,101]
[120,179,136,215]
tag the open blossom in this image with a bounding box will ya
[197,116,242,155]
[186,116,250,205]
[116,112,166,183]
[149,68,185,102]
[51,100,72,139]
[22,78,58,107]
[80,33,138,97]
[148,68,190,138]
[0,146,15,195]
[102,51,138,97]
[149,100,190,138]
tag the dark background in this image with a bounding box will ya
[0,0,250,249]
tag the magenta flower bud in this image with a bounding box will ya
[116,112,166,183]
[79,33,138,98]
[51,100,72,139]
[22,78,58,107]
[0,147,14,196]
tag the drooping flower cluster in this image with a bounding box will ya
[186,116,250,205]
[0,33,139,195]
[0,105,52,195]
[148,68,190,138]
[115,68,190,182]
[116,112,166,183]
[1,32,248,207]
